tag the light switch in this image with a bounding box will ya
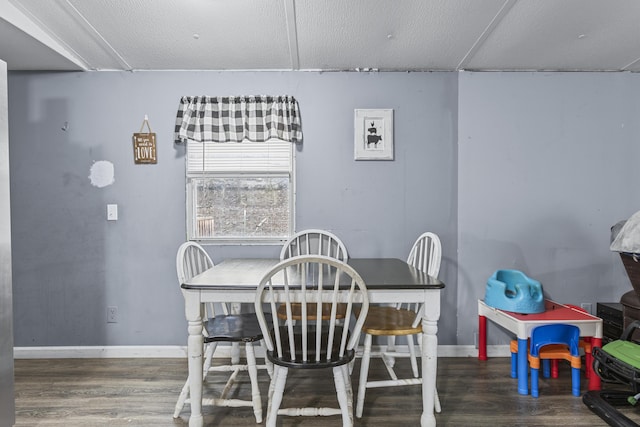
[107,204,118,221]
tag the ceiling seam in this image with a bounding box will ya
[61,0,132,71]
[456,0,518,70]
[621,56,640,71]
[283,0,300,71]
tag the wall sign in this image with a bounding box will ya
[354,109,394,160]
[132,115,157,164]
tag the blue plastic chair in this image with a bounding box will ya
[529,324,581,397]
[510,339,554,379]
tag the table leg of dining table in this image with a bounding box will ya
[185,293,204,427]
[421,289,440,427]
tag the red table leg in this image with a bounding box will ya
[588,337,602,390]
[479,315,488,360]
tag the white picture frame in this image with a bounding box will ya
[354,109,394,160]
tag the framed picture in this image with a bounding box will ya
[354,109,393,160]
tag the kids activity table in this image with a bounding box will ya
[478,299,603,395]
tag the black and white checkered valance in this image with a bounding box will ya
[174,95,302,144]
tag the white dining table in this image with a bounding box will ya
[181,257,445,427]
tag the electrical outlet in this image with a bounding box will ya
[107,306,118,323]
[580,303,593,314]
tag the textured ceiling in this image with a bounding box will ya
[1,0,640,72]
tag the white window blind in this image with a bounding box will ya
[187,140,292,173]
[185,139,294,243]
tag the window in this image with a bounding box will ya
[175,95,301,243]
[186,140,294,244]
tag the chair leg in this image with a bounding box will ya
[260,340,273,379]
[173,377,191,418]
[407,335,419,378]
[356,334,373,418]
[202,341,217,378]
[571,366,581,397]
[266,369,276,424]
[266,365,287,427]
[231,341,240,365]
[531,367,539,398]
[342,364,354,420]
[386,336,397,367]
[543,359,552,378]
[173,341,217,418]
[245,342,263,423]
[333,365,353,427]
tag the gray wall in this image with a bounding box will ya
[8,71,459,346]
[458,71,640,345]
[10,69,639,349]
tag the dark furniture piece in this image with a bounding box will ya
[598,302,624,344]
[619,254,640,343]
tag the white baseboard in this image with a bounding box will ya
[14,344,511,359]
[13,345,189,359]
[437,345,509,358]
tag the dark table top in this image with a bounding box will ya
[182,257,445,290]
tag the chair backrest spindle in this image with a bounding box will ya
[255,255,369,366]
[177,241,228,318]
[280,229,348,261]
[407,231,441,278]
[405,232,442,328]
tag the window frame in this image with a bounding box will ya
[185,140,296,245]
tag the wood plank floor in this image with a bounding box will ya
[13,356,640,426]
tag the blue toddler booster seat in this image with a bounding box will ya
[484,269,544,314]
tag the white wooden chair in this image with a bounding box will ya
[173,241,266,423]
[355,231,442,418]
[277,229,349,322]
[254,255,369,427]
[280,229,349,261]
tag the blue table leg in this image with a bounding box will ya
[517,338,528,395]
